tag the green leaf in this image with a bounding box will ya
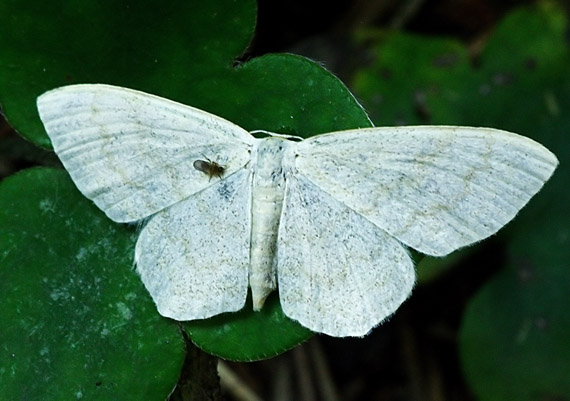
[0,0,372,366]
[351,2,569,399]
[351,31,471,126]
[0,0,257,148]
[184,293,312,361]
[0,168,186,400]
[460,221,570,401]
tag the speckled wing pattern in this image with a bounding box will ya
[278,174,415,337]
[36,84,254,222]
[278,126,557,336]
[135,168,252,319]
[294,127,558,256]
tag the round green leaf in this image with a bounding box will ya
[0,168,185,401]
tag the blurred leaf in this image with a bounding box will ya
[0,0,372,369]
[460,219,570,401]
[0,168,186,400]
[352,2,569,399]
[352,31,471,126]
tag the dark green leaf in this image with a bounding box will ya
[185,293,313,361]
[0,0,257,148]
[460,219,570,401]
[0,168,186,400]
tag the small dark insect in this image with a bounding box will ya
[193,158,225,180]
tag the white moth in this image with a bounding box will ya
[37,84,558,337]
